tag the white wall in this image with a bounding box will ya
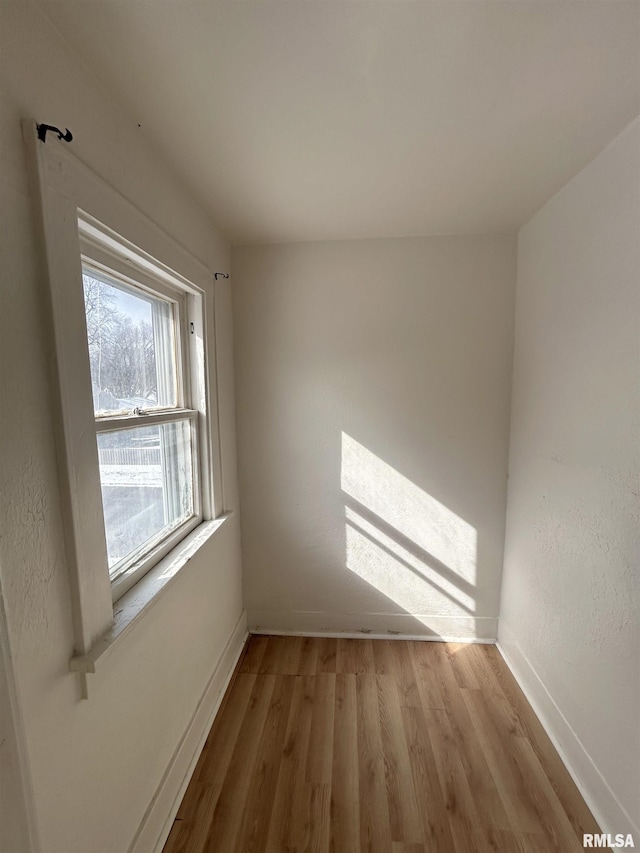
[0,3,243,851]
[0,580,36,853]
[233,236,516,639]
[499,118,640,838]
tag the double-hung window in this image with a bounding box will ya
[80,225,204,600]
[30,123,225,691]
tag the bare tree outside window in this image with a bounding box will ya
[82,273,174,412]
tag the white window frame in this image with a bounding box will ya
[27,123,225,694]
[79,221,206,602]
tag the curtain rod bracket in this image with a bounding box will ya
[214,272,230,280]
[37,123,73,144]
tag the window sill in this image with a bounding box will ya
[69,513,232,679]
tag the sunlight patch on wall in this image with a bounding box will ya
[345,506,475,615]
[341,432,477,586]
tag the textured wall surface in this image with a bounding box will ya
[0,3,242,851]
[0,584,35,853]
[233,235,516,639]
[500,118,639,836]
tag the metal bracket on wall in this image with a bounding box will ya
[36,123,73,143]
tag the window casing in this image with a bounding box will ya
[30,123,224,691]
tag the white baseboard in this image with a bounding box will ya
[129,610,248,853]
[247,609,498,642]
[497,621,639,841]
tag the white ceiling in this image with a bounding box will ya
[37,0,639,245]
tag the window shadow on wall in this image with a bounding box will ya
[341,432,477,629]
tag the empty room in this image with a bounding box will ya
[0,1,638,852]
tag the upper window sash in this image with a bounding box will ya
[81,260,185,417]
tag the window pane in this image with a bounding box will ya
[97,420,194,576]
[82,269,177,415]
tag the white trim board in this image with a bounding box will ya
[250,628,495,644]
[497,622,639,841]
[248,610,498,642]
[129,610,248,853]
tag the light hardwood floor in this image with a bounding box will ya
[163,636,601,852]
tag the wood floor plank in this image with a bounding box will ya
[239,635,269,674]
[259,635,304,675]
[357,673,393,852]
[489,829,553,853]
[330,673,360,853]
[173,784,221,853]
[388,640,421,708]
[202,675,276,851]
[282,635,305,674]
[299,635,320,675]
[175,780,215,826]
[509,736,587,851]
[425,706,497,853]
[463,645,526,739]
[233,674,295,853]
[483,645,602,839]
[161,820,184,853]
[463,644,510,697]
[426,644,513,832]
[266,675,316,849]
[306,672,336,784]
[255,636,285,674]
[445,643,482,690]
[190,673,256,787]
[372,639,395,675]
[462,686,571,842]
[419,640,464,709]
[401,706,457,852]
[376,675,423,843]
[166,636,605,853]
[307,782,331,853]
[316,637,337,673]
[338,637,376,674]
[409,641,447,709]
